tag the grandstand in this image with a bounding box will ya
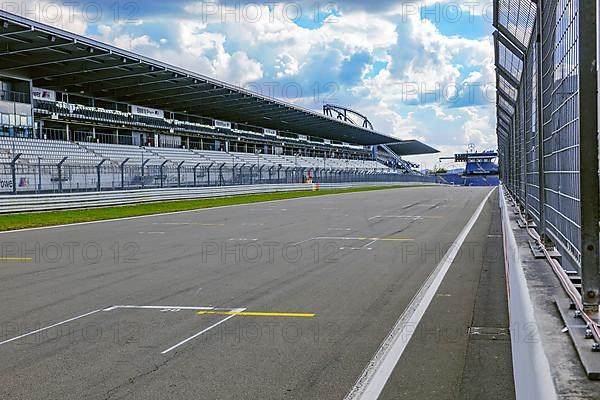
[0,10,438,193]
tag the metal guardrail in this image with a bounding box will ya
[0,182,430,214]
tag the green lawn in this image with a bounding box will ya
[0,185,431,232]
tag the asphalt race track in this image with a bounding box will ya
[0,186,513,400]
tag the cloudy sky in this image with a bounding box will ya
[4,1,496,168]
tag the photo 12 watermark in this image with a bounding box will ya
[1,1,140,24]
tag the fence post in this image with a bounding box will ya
[160,160,168,188]
[249,164,255,185]
[57,157,67,193]
[141,159,149,189]
[120,158,129,190]
[259,165,264,184]
[10,154,21,195]
[208,163,215,186]
[37,157,41,193]
[535,4,549,245]
[218,163,225,186]
[578,0,600,310]
[177,161,185,187]
[232,163,238,185]
[96,159,107,191]
[193,162,201,187]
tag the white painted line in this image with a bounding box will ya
[138,232,165,235]
[104,305,216,311]
[0,308,105,346]
[293,237,318,246]
[344,188,495,400]
[161,307,246,354]
[369,215,440,220]
[363,240,377,248]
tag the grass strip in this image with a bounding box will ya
[0,184,430,232]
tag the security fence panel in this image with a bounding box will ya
[541,0,581,264]
[494,0,600,307]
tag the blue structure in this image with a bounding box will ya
[439,151,499,187]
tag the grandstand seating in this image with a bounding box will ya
[0,137,390,171]
[146,147,212,166]
[81,142,165,166]
[194,150,243,165]
[0,137,103,165]
[258,153,297,167]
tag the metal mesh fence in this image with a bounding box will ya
[540,0,581,263]
[495,0,598,275]
[0,161,436,194]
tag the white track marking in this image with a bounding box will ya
[369,215,440,220]
[363,240,377,248]
[161,308,247,354]
[0,308,104,346]
[103,305,217,311]
[293,237,318,246]
[344,188,495,400]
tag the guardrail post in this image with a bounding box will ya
[177,161,185,187]
[160,160,169,188]
[141,159,149,189]
[10,154,21,195]
[57,157,67,193]
[96,159,107,191]
[579,0,600,310]
[120,158,129,190]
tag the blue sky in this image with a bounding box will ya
[5,0,496,168]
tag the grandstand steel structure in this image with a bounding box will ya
[493,0,600,310]
[0,10,439,194]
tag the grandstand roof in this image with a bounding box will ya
[0,10,436,150]
[385,141,439,156]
